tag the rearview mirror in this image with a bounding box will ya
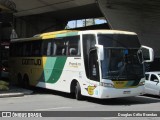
[141,45,154,62]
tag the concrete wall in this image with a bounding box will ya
[0,13,12,41]
[98,0,160,57]
[1,26,11,40]
[14,15,67,38]
[11,0,160,58]
[0,23,2,41]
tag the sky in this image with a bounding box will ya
[67,18,107,28]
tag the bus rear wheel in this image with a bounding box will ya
[17,74,23,87]
[23,75,29,89]
[75,82,83,100]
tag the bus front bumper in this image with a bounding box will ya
[99,86,145,99]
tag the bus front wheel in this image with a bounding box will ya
[75,82,83,100]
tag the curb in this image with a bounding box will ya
[0,86,33,98]
[0,92,24,98]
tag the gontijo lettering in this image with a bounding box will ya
[22,59,41,65]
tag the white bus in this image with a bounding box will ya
[10,30,154,100]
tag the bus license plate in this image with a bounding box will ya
[123,91,131,94]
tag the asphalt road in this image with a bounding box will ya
[0,87,160,120]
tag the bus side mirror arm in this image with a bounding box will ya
[95,44,104,61]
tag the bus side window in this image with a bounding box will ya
[47,42,52,56]
[67,36,80,56]
[55,38,66,56]
[14,43,23,57]
[53,42,57,56]
[32,41,42,56]
[56,45,64,55]
[23,42,32,57]
[52,36,81,56]
[43,40,52,56]
[69,48,77,55]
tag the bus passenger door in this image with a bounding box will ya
[89,49,100,81]
[88,49,100,96]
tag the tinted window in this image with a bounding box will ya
[54,38,66,55]
[98,34,140,48]
[32,41,42,56]
[10,36,81,57]
[23,42,32,57]
[54,36,80,56]
[42,40,54,56]
[150,74,158,82]
[67,36,80,56]
[145,74,149,80]
[17,43,23,56]
[10,42,24,57]
[10,40,42,57]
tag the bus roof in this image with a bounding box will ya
[11,30,137,42]
[11,30,78,42]
[81,30,137,35]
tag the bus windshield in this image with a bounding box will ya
[98,34,141,48]
[101,48,144,80]
[98,34,144,80]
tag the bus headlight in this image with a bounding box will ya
[139,81,145,86]
[100,82,114,88]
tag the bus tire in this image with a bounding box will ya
[23,75,30,89]
[75,82,83,100]
[17,74,23,87]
